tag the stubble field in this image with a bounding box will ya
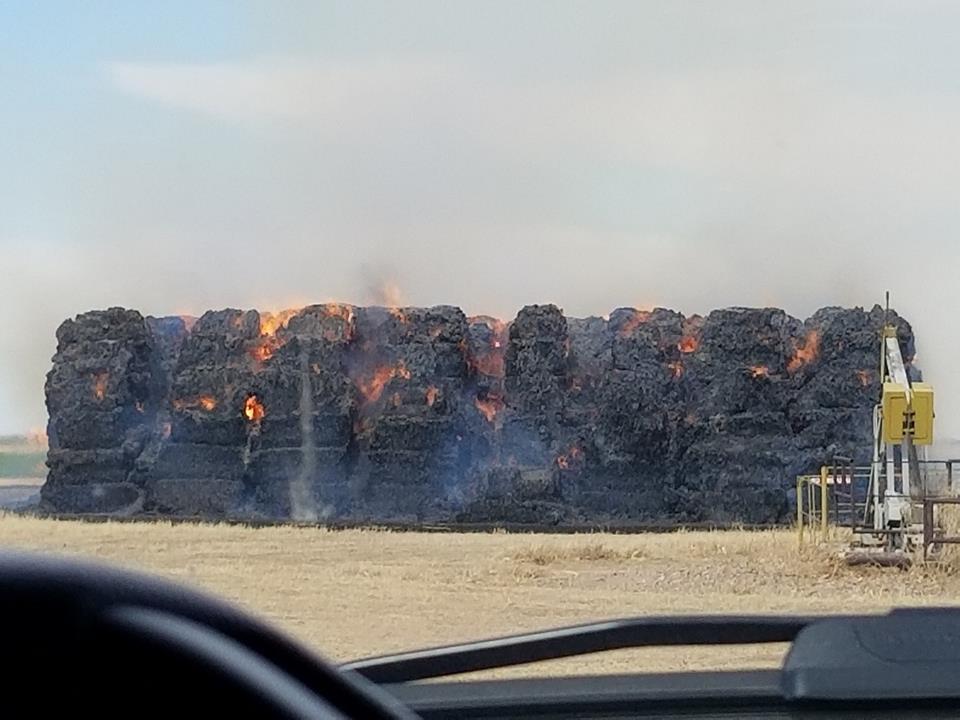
[1,515,958,678]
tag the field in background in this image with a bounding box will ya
[1,516,959,678]
[0,435,46,479]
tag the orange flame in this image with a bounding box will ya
[173,395,217,412]
[356,362,411,404]
[259,309,300,336]
[389,307,409,324]
[856,369,872,387]
[425,386,439,407]
[678,335,700,353]
[749,365,770,378]
[244,394,265,422]
[92,372,108,401]
[787,329,821,373]
[474,393,504,423]
[618,309,651,337]
[250,308,301,363]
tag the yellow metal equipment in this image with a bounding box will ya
[882,382,934,445]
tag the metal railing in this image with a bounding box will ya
[922,496,960,561]
[798,458,960,553]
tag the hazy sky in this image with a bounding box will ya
[3,1,960,442]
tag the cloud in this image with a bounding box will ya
[106,57,459,126]
[105,56,960,204]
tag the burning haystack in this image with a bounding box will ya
[40,303,915,524]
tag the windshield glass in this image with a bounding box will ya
[3,1,959,679]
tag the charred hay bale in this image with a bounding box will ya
[43,309,163,513]
[45,308,160,451]
[505,305,569,422]
[41,301,915,525]
[672,437,793,523]
[40,482,143,515]
[45,447,135,487]
[145,315,191,386]
[247,447,351,517]
[145,478,243,517]
[146,443,247,481]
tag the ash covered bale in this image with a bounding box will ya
[348,306,471,519]
[245,304,358,518]
[668,308,800,522]
[41,308,162,513]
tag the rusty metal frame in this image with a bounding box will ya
[923,496,960,561]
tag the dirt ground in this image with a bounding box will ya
[1,514,958,678]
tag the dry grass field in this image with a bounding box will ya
[1,514,959,678]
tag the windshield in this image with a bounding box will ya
[3,1,960,680]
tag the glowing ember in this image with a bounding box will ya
[474,393,504,423]
[787,329,821,373]
[244,394,265,422]
[749,365,770,378]
[678,335,700,353]
[425,386,439,406]
[856,369,872,387]
[667,361,684,378]
[250,341,278,363]
[356,362,411,404]
[556,445,583,470]
[173,395,217,412]
[92,372,108,401]
[618,309,651,337]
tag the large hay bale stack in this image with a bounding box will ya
[41,302,916,525]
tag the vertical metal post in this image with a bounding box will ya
[901,439,911,499]
[797,476,804,547]
[820,465,829,537]
[886,443,896,497]
[923,499,933,562]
